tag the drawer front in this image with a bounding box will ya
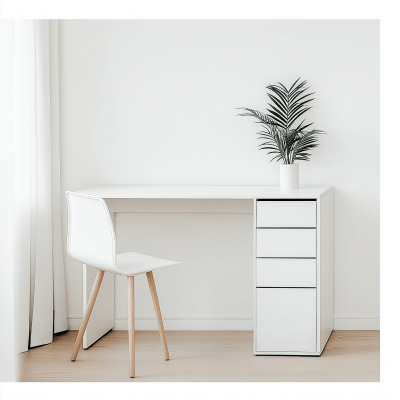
[257,228,316,258]
[257,200,316,228]
[256,288,317,352]
[256,258,316,287]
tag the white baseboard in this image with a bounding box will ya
[68,315,253,330]
[114,315,254,330]
[333,315,380,330]
[68,314,380,331]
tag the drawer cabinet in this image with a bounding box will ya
[256,258,316,287]
[256,288,317,352]
[254,191,333,356]
[257,200,316,228]
[256,228,316,258]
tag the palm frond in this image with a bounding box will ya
[265,78,315,130]
[291,130,325,163]
[294,119,314,132]
[237,107,276,126]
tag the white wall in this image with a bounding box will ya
[59,20,379,330]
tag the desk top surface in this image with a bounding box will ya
[77,185,333,199]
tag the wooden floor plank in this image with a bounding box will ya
[19,330,379,382]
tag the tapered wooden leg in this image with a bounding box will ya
[127,276,135,378]
[146,271,170,360]
[71,270,105,361]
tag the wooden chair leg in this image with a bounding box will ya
[71,270,105,361]
[146,271,170,360]
[127,276,135,378]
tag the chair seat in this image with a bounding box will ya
[115,251,181,276]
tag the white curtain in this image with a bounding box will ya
[0,19,68,359]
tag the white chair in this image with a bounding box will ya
[65,190,181,378]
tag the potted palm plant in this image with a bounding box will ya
[238,78,325,189]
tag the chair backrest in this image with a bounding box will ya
[65,191,117,273]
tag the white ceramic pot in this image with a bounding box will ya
[280,163,299,189]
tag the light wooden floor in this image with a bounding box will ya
[19,330,379,382]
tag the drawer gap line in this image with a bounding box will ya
[256,257,317,259]
[257,199,317,202]
[256,227,316,229]
[256,287,317,289]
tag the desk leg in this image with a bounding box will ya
[82,212,115,349]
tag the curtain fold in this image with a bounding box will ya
[29,19,55,348]
[5,19,68,352]
[0,19,17,382]
[49,20,68,335]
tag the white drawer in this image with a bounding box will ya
[257,200,316,228]
[257,228,316,258]
[256,288,317,352]
[256,258,316,287]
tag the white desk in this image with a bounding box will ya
[77,185,333,355]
